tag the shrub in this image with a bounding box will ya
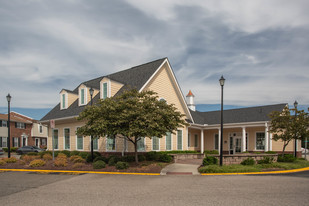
[94,152,101,157]
[115,161,129,170]
[121,155,135,162]
[29,159,46,167]
[138,155,146,162]
[257,156,274,164]
[54,158,67,167]
[2,147,18,152]
[204,150,219,155]
[79,152,89,159]
[265,151,277,154]
[93,160,106,169]
[18,160,26,165]
[57,153,67,159]
[86,153,101,163]
[158,153,173,163]
[21,155,36,163]
[4,157,17,163]
[241,158,255,165]
[93,156,108,163]
[277,154,296,162]
[108,156,117,166]
[39,151,52,158]
[73,162,85,169]
[146,151,158,161]
[72,156,86,163]
[203,156,218,166]
[0,160,6,166]
[60,150,71,157]
[2,148,8,152]
[27,152,39,156]
[253,152,261,154]
[43,154,53,161]
[70,150,80,156]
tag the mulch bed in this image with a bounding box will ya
[0,160,168,173]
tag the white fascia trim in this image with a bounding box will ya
[139,58,194,123]
[190,121,269,130]
[40,115,79,124]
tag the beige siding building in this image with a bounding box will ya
[40,58,300,156]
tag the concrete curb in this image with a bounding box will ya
[201,167,309,176]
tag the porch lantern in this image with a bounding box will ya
[89,87,94,162]
[219,76,225,166]
[6,93,11,158]
[294,100,298,157]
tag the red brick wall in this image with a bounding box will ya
[8,121,32,147]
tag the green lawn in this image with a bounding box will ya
[199,159,309,173]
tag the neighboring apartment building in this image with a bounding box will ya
[0,112,48,148]
[40,58,301,156]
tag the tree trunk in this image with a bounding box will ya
[282,141,288,157]
[134,141,138,163]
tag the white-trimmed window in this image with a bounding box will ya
[41,138,47,146]
[1,137,7,147]
[166,132,172,151]
[256,132,265,150]
[102,82,109,100]
[93,137,98,151]
[0,120,7,127]
[13,137,19,147]
[214,134,219,150]
[177,130,182,150]
[137,137,145,151]
[53,129,58,149]
[15,122,26,129]
[64,128,70,150]
[76,128,83,150]
[107,136,116,151]
[79,88,87,106]
[61,93,67,109]
[152,136,159,151]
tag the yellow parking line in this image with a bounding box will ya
[201,167,309,175]
[0,169,160,176]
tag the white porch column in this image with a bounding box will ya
[269,132,272,151]
[242,127,246,152]
[265,123,269,152]
[218,128,221,155]
[201,129,204,154]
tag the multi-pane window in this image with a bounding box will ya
[93,137,98,150]
[2,137,7,147]
[152,136,159,151]
[41,138,47,146]
[0,120,7,127]
[166,132,172,150]
[107,136,115,151]
[13,137,19,147]
[137,137,145,151]
[214,134,219,150]
[194,134,198,147]
[15,122,26,129]
[177,130,182,150]
[53,129,58,149]
[256,132,265,150]
[64,128,70,150]
[39,125,43,133]
[103,82,108,99]
[77,131,83,150]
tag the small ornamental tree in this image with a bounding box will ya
[77,89,188,163]
[269,107,309,156]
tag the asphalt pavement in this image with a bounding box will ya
[0,171,308,206]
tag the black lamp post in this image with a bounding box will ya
[219,76,225,166]
[89,87,94,162]
[294,100,298,158]
[6,93,11,158]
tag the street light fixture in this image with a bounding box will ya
[6,93,11,158]
[219,76,225,166]
[89,87,94,162]
[294,100,298,158]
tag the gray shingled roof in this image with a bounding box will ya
[190,104,287,125]
[41,58,166,121]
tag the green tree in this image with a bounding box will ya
[77,89,188,163]
[269,107,309,156]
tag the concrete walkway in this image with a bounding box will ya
[160,163,201,175]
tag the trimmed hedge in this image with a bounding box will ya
[277,154,296,162]
[203,156,218,166]
[115,161,129,170]
[204,150,219,155]
[93,160,106,169]
[241,158,255,165]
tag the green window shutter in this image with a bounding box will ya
[103,83,108,99]
[62,94,65,108]
[166,132,171,150]
[93,137,98,150]
[77,135,83,150]
[53,129,58,149]
[214,134,219,150]
[81,89,84,104]
[64,128,70,150]
[152,137,159,151]
[177,130,182,150]
[107,136,115,151]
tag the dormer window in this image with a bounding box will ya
[79,88,87,106]
[60,93,68,110]
[102,82,109,100]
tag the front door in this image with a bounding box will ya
[229,133,242,154]
[35,138,40,147]
[235,137,242,153]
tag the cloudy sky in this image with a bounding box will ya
[0,0,308,110]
